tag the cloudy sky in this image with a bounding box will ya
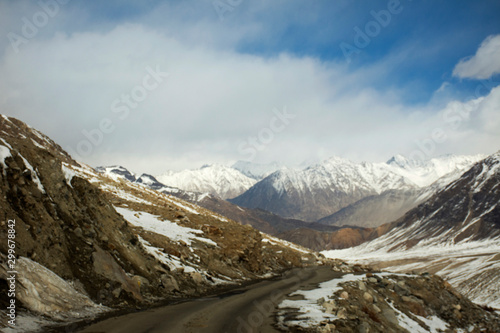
[1,0,500,174]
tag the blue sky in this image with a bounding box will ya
[1,0,500,173]
[70,0,500,101]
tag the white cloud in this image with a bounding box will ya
[453,34,500,80]
[0,24,414,172]
[0,4,499,174]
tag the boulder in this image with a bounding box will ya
[160,274,179,292]
[92,245,142,301]
[190,271,204,284]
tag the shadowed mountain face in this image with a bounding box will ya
[386,151,500,246]
[229,165,382,222]
[317,189,423,228]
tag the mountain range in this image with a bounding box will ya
[1,115,499,331]
[95,156,500,308]
[150,154,484,227]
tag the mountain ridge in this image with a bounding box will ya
[230,154,484,222]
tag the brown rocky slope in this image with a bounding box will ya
[0,115,320,330]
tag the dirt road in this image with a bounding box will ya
[75,266,341,333]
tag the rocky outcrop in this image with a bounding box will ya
[0,255,107,321]
[279,271,500,332]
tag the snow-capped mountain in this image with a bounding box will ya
[135,173,164,188]
[231,154,485,222]
[231,160,284,180]
[156,164,257,199]
[343,151,500,248]
[386,153,486,187]
[318,155,487,228]
[323,151,500,307]
[95,165,136,182]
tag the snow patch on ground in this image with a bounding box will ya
[61,163,77,187]
[138,236,198,273]
[278,274,361,327]
[137,236,232,285]
[0,137,13,149]
[0,143,11,175]
[278,272,451,331]
[166,198,200,215]
[17,153,45,193]
[387,301,449,333]
[100,184,153,205]
[115,207,217,246]
[31,138,47,150]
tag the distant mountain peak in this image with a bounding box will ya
[157,164,257,199]
[385,154,486,187]
[136,173,163,188]
[386,154,407,164]
[232,160,284,180]
[95,165,136,182]
[324,155,353,164]
[386,154,424,169]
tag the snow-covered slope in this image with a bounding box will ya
[323,151,500,307]
[231,154,483,222]
[156,164,257,199]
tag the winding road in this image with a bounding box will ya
[75,266,342,333]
